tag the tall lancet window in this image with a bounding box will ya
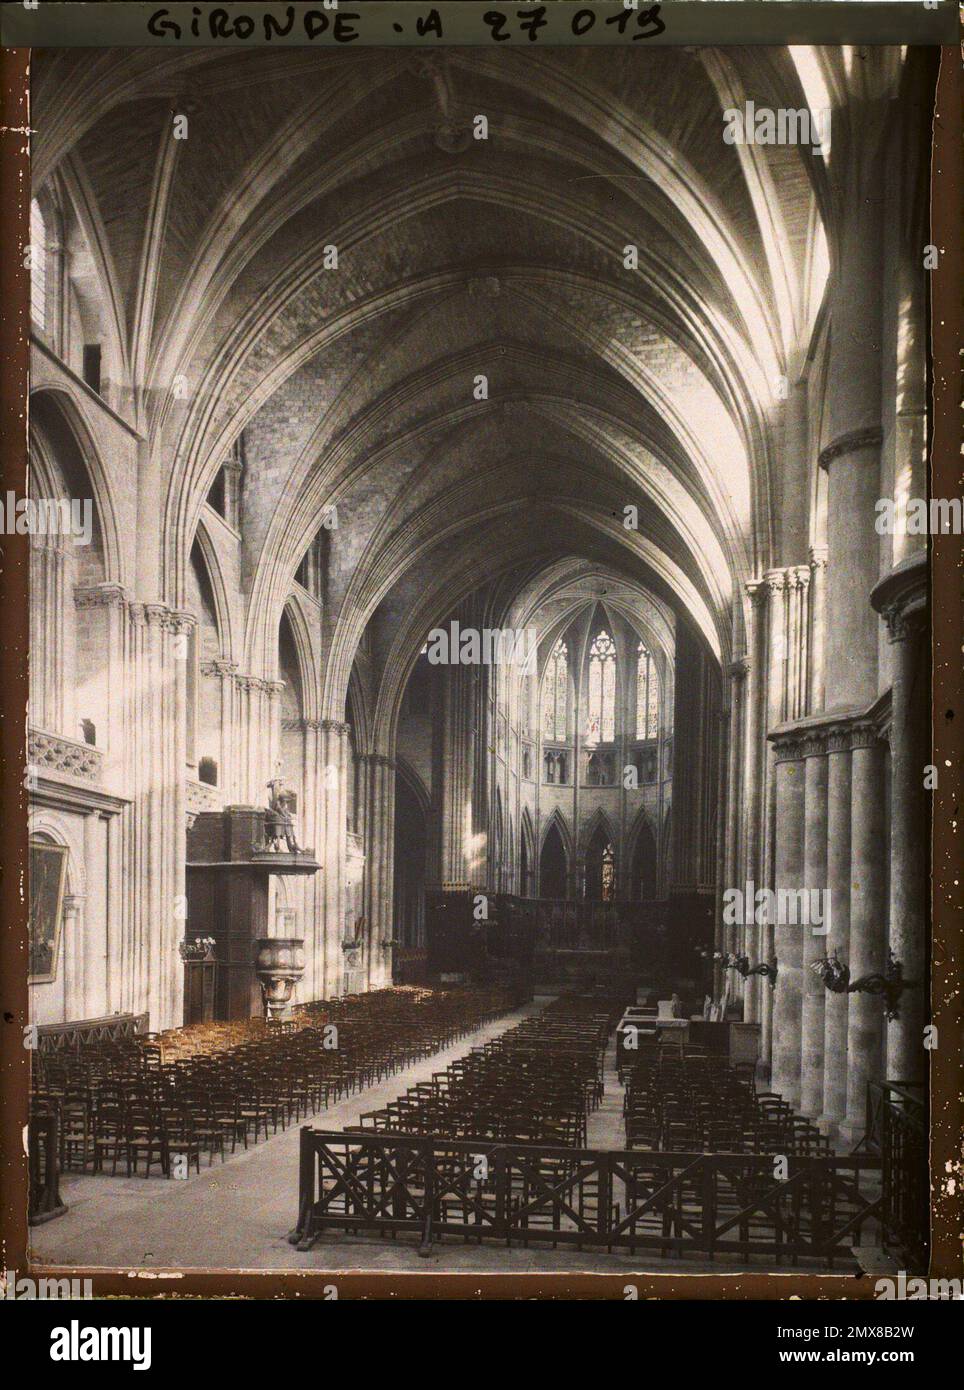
[587,629,616,743]
[30,199,47,331]
[542,640,568,740]
[636,641,658,740]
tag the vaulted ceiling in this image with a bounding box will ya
[33,44,847,683]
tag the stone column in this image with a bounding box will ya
[841,722,888,1144]
[62,892,84,1021]
[721,661,747,1006]
[770,735,806,1107]
[74,583,128,779]
[819,726,853,1134]
[890,234,928,570]
[125,602,191,1032]
[318,719,350,997]
[759,572,790,1069]
[799,735,829,1116]
[741,582,767,1023]
[808,546,828,714]
[820,97,886,717]
[360,753,396,990]
[202,658,238,799]
[30,531,68,732]
[299,717,325,1001]
[234,675,283,806]
[874,561,928,1082]
[82,810,106,1016]
[785,566,811,725]
[437,663,474,885]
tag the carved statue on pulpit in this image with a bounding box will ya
[265,771,301,853]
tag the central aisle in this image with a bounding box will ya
[32,1000,856,1275]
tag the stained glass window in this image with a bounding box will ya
[601,843,615,902]
[588,630,616,743]
[542,640,568,740]
[636,641,658,740]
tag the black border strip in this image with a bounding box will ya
[1,2,960,48]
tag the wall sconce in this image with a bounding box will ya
[810,949,910,1022]
[698,948,777,988]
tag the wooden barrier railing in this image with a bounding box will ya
[290,1129,882,1264]
[28,1110,67,1225]
[37,1012,149,1055]
[863,1081,927,1272]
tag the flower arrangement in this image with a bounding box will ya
[178,936,216,962]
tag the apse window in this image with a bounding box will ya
[587,629,616,743]
[542,639,568,741]
[636,641,658,741]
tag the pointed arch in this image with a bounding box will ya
[345,664,371,756]
[539,806,573,860]
[539,811,570,900]
[280,591,318,722]
[29,386,121,585]
[192,513,234,660]
[579,805,619,861]
[584,815,618,903]
[627,807,658,900]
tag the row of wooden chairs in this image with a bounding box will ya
[623,1049,833,1156]
[30,986,526,1178]
[354,993,625,1146]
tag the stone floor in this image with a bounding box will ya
[31,1002,864,1276]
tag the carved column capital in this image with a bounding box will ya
[74,582,128,611]
[771,730,808,763]
[320,719,352,737]
[201,657,239,678]
[168,609,196,636]
[808,544,829,571]
[881,599,927,645]
[762,569,790,595]
[849,719,883,752]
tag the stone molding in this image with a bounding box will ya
[235,674,284,696]
[870,552,928,645]
[818,426,884,470]
[127,600,195,634]
[73,582,127,610]
[769,707,887,759]
[29,726,103,783]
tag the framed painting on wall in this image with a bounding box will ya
[29,840,68,983]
